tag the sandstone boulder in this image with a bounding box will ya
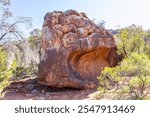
[37,10,119,89]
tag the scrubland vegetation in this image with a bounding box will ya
[98,25,150,100]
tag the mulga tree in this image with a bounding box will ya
[115,24,145,57]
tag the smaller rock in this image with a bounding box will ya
[41,90,45,94]
[45,93,49,97]
[26,84,36,91]
[31,89,39,94]
[25,94,33,97]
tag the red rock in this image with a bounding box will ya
[64,10,81,16]
[37,10,119,89]
[77,28,89,38]
[62,24,77,34]
[53,24,63,39]
[80,12,88,19]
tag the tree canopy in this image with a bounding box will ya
[115,24,145,57]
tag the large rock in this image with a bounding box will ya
[37,10,119,89]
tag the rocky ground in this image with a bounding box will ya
[1,78,98,100]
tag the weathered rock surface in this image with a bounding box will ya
[37,10,119,89]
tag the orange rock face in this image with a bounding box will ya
[37,10,119,89]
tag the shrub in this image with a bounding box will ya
[116,25,145,57]
[13,63,37,77]
[98,53,150,100]
[0,48,16,96]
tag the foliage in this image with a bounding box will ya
[28,28,41,49]
[98,25,150,100]
[0,47,16,96]
[0,0,10,6]
[144,30,150,57]
[0,0,31,97]
[98,53,150,100]
[116,24,145,57]
[28,28,41,60]
[13,63,37,77]
[0,28,41,81]
[0,47,9,82]
[29,28,41,37]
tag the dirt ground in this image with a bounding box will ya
[1,78,98,100]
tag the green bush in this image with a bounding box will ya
[116,25,145,57]
[13,63,37,77]
[28,35,41,49]
[97,25,150,100]
[0,48,16,96]
[98,53,150,100]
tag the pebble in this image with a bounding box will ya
[26,84,36,91]
[25,94,33,97]
[41,90,45,94]
[31,89,39,94]
[45,93,51,97]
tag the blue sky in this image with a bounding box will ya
[10,0,150,35]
